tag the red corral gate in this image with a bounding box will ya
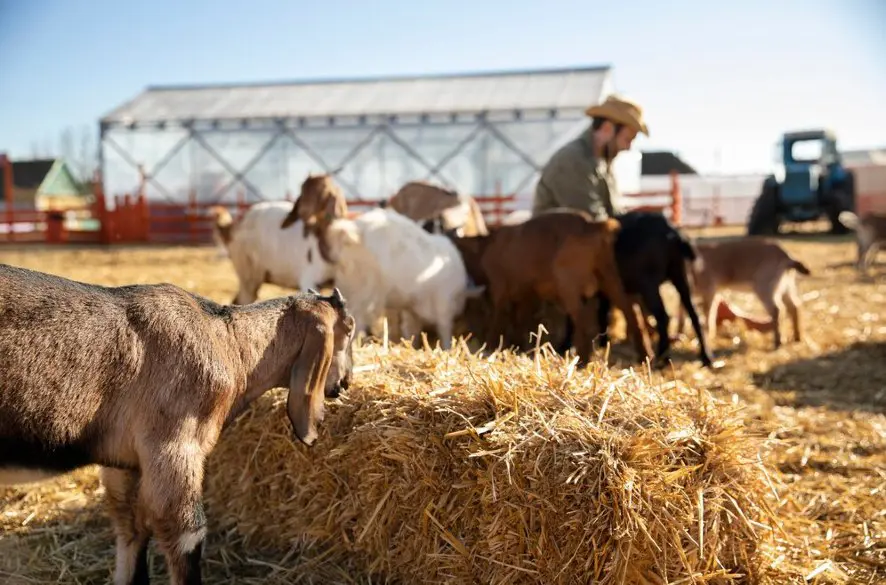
[1,153,683,246]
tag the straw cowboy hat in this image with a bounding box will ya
[585,94,650,137]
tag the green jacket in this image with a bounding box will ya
[531,130,621,220]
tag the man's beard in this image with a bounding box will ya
[602,137,619,166]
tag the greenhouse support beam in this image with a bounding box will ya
[103,134,178,202]
[418,124,484,184]
[190,132,264,201]
[207,127,286,203]
[379,125,457,190]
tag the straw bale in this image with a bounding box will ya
[3,229,885,583]
[203,341,782,584]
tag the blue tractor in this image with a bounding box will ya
[747,129,856,235]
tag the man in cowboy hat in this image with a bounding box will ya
[532,94,649,220]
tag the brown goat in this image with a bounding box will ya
[0,264,356,585]
[450,210,654,365]
[382,180,489,237]
[280,173,349,263]
[677,237,811,349]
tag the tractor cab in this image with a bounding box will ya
[747,129,855,235]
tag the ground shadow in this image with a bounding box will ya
[0,483,377,584]
[752,340,886,413]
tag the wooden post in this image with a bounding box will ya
[94,173,112,245]
[669,170,682,226]
[1,153,15,242]
[138,192,149,242]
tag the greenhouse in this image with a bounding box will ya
[99,65,614,205]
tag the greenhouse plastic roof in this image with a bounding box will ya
[101,65,613,125]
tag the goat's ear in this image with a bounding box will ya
[281,199,301,230]
[322,193,346,221]
[287,326,334,447]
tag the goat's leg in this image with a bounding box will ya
[596,274,654,363]
[639,286,674,367]
[556,309,575,355]
[754,287,783,349]
[594,293,612,350]
[485,287,511,352]
[139,448,207,585]
[233,280,261,305]
[671,274,715,367]
[781,279,803,343]
[863,242,880,272]
[101,467,151,585]
[559,292,594,366]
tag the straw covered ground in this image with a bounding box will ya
[1,223,885,584]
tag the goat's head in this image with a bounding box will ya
[281,174,348,234]
[449,233,492,286]
[320,287,356,400]
[286,287,356,447]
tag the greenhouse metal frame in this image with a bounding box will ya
[99,65,614,205]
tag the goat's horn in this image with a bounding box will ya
[331,288,344,303]
[307,288,319,296]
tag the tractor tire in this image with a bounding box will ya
[826,171,856,235]
[747,180,780,236]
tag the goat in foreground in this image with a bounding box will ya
[0,264,356,585]
[450,209,654,365]
[591,210,714,368]
[838,210,886,272]
[280,173,349,263]
[208,203,334,304]
[677,237,811,349]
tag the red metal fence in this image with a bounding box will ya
[1,152,684,247]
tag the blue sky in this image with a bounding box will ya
[1,0,884,175]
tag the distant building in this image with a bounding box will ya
[841,147,886,168]
[99,65,617,205]
[640,151,698,176]
[0,158,91,209]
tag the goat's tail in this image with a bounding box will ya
[790,259,811,276]
[837,210,859,230]
[206,206,235,258]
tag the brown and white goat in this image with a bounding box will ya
[280,173,349,263]
[380,180,489,237]
[838,210,886,272]
[0,264,356,585]
[449,209,654,365]
[677,237,811,349]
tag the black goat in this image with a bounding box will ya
[558,210,714,368]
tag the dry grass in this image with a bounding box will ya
[1,223,885,584]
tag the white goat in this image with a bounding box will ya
[209,202,335,304]
[0,263,356,585]
[318,208,486,348]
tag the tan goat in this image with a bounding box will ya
[280,173,349,263]
[382,180,489,237]
[677,237,811,349]
[838,210,886,272]
[0,264,356,585]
